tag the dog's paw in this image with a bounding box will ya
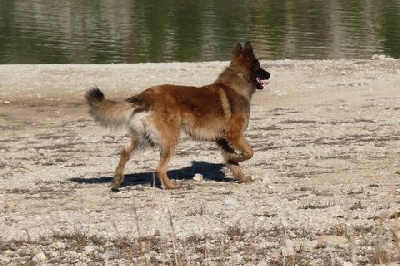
[110,182,121,192]
[110,187,120,192]
[237,175,253,184]
[163,181,179,190]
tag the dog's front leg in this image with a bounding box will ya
[226,160,252,183]
[224,115,254,163]
[226,136,254,163]
[216,138,252,183]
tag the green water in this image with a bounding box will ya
[0,0,399,63]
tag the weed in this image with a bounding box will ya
[226,224,246,241]
[253,212,277,218]
[186,204,207,216]
[303,202,332,210]
[349,201,365,210]
[53,231,99,249]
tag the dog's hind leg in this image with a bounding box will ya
[111,133,139,192]
[155,135,179,189]
[156,153,177,189]
[216,139,252,183]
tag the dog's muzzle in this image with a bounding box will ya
[256,68,270,89]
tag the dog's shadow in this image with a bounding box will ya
[70,161,232,189]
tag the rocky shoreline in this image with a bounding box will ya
[1,60,399,265]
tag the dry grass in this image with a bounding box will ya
[1,219,399,265]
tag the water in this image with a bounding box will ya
[0,0,399,63]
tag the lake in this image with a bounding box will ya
[0,0,399,63]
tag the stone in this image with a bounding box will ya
[193,173,204,182]
[32,251,46,264]
[317,235,348,247]
[223,198,237,207]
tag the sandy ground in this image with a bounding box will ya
[0,60,399,265]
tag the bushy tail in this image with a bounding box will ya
[85,87,134,128]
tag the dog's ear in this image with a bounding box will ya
[233,43,243,55]
[244,41,253,53]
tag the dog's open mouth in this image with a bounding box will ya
[255,69,270,89]
[256,76,269,88]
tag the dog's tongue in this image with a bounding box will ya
[257,77,269,87]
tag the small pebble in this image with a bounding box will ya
[32,251,46,263]
[193,173,204,182]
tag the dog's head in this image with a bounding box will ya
[231,42,270,90]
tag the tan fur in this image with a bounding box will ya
[85,42,270,191]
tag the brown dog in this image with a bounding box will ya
[85,42,270,191]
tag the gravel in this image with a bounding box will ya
[1,59,399,265]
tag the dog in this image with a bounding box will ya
[85,41,270,191]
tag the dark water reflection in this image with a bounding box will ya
[0,0,399,63]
